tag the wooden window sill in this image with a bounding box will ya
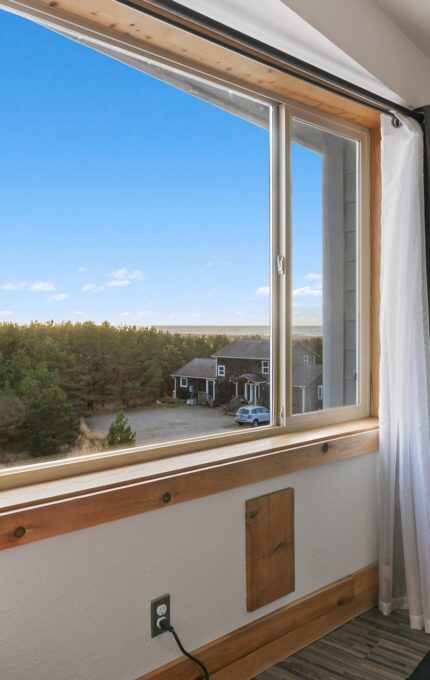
[0,418,378,551]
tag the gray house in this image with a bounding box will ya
[292,363,323,414]
[292,341,323,414]
[172,357,217,402]
[213,340,270,406]
[172,339,323,412]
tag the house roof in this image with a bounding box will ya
[171,357,217,379]
[292,364,322,388]
[293,340,321,360]
[212,339,270,360]
[234,373,267,384]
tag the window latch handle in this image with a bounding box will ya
[277,254,285,276]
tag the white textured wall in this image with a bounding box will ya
[0,452,378,680]
[281,0,430,108]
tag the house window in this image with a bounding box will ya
[318,385,323,401]
[217,365,226,377]
[262,360,270,375]
[304,355,309,365]
[180,378,188,388]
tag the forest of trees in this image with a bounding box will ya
[0,322,228,459]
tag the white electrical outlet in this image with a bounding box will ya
[156,603,167,617]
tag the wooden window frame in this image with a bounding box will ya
[0,0,381,545]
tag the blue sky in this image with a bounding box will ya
[0,10,322,327]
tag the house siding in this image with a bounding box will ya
[292,375,323,414]
[175,377,207,400]
[216,357,267,379]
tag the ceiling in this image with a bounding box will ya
[375,0,430,60]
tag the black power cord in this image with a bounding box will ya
[159,620,210,679]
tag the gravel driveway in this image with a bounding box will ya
[87,404,237,447]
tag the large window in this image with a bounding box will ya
[0,10,369,478]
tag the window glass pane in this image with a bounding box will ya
[291,118,359,414]
[0,12,271,469]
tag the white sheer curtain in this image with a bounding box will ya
[379,112,430,632]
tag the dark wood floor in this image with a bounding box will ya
[253,608,430,680]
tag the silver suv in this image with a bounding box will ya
[235,406,270,426]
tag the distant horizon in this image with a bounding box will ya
[154,324,322,337]
[0,320,322,335]
[153,323,322,329]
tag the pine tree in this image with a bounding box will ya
[25,385,80,457]
[140,358,164,402]
[107,411,136,447]
[0,389,25,431]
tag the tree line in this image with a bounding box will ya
[0,322,228,458]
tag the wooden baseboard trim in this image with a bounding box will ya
[139,562,378,680]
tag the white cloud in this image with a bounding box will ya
[293,286,323,298]
[0,310,13,317]
[107,279,130,288]
[305,272,322,281]
[293,274,322,299]
[256,286,270,296]
[82,283,104,293]
[111,268,144,281]
[77,266,86,273]
[119,311,132,317]
[2,282,26,291]
[49,293,68,301]
[29,281,56,292]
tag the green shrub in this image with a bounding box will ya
[107,411,136,447]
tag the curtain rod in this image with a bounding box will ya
[114,0,419,125]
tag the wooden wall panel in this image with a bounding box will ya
[246,488,294,611]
